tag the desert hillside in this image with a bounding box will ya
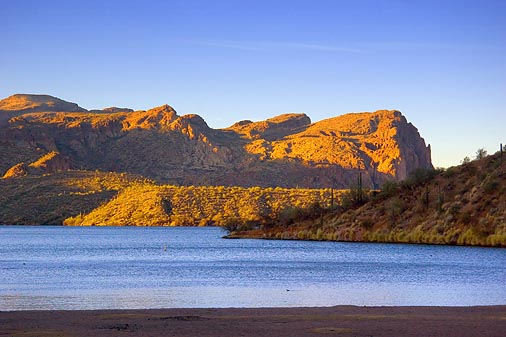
[0,169,339,227]
[228,151,506,247]
[0,94,432,188]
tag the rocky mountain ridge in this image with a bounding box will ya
[0,94,432,188]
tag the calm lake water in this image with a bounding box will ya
[1,226,505,310]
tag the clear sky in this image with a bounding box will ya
[2,0,505,168]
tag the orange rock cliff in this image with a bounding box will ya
[0,94,432,188]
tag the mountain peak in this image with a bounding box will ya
[0,94,87,113]
[98,107,134,113]
[227,112,311,140]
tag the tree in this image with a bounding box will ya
[461,156,471,165]
[475,148,487,160]
[161,198,173,215]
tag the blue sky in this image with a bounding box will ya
[2,0,505,167]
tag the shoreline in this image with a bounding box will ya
[2,305,506,337]
[224,229,506,248]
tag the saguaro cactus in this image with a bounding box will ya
[501,143,503,165]
[358,171,363,204]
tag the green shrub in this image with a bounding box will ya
[297,230,308,239]
[476,148,487,160]
[359,217,374,229]
[315,228,324,240]
[459,211,471,224]
[483,179,499,193]
[403,168,438,188]
[442,167,456,178]
[376,181,398,200]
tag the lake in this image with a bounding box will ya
[1,226,505,310]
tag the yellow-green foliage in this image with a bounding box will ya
[0,170,146,225]
[65,183,170,226]
[65,183,340,227]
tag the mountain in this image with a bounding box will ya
[0,94,432,188]
[0,94,86,124]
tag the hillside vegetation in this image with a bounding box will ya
[0,169,339,227]
[64,184,340,227]
[228,152,506,247]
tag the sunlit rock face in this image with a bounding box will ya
[0,94,86,124]
[2,151,72,178]
[0,94,432,188]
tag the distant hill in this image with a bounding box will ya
[228,152,506,247]
[64,183,339,227]
[0,170,338,227]
[0,94,432,188]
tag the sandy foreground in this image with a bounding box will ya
[1,306,506,337]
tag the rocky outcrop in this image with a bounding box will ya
[28,151,73,174]
[393,113,432,180]
[3,151,72,178]
[94,107,134,114]
[0,94,86,124]
[228,113,311,140]
[0,94,432,188]
[2,163,29,178]
[239,110,432,187]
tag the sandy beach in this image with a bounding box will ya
[1,305,506,337]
